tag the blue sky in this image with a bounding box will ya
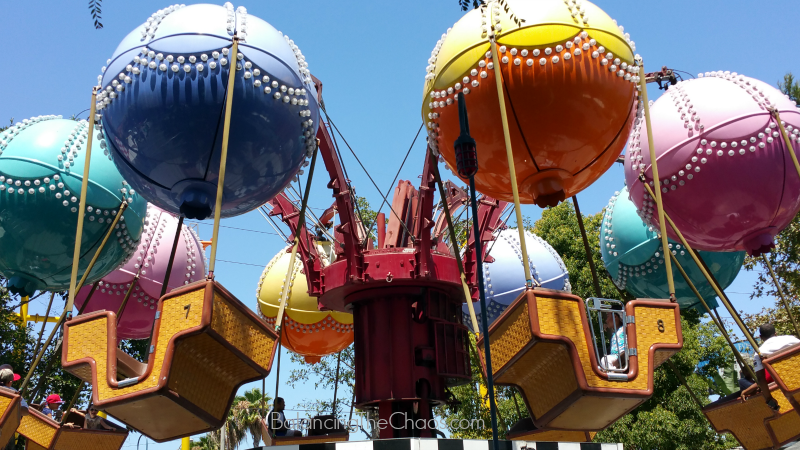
[2,0,799,448]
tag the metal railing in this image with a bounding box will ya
[586,297,629,374]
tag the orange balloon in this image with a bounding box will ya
[423,0,639,207]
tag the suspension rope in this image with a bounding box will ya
[207,35,239,276]
[771,109,800,180]
[638,61,676,301]
[66,86,99,315]
[61,382,85,425]
[762,255,800,337]
[572,195,602,298]
[668,252,757,382]
[332,351,342,415]
[275,143,318,331]
[160,216,185,298]
[486,12,533,290]
[20,200,126,394]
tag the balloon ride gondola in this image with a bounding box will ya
[0,389,22,450]
[477,289,681,430]
[62,280,278,442]
[16,407,128,450]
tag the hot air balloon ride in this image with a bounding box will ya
[600,187,745,311]
[74,204,206,339]
[0,116,147,296]
[59,3,308,441]
[462,228,570,330]
[422,0,639,207]
[258,245,354,363]
[97,2,319,219]
[624,71,800,256]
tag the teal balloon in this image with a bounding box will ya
[0,116,147,296]
[600,186,745,311]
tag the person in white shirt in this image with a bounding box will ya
[267,397,302,437]
[752,323,800,410]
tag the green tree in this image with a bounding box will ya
[438,335,525,439]
[778,72,800,105]
[529,200,626,300]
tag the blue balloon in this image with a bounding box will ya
[97,3,320,219]
[463,229,570,331]
[0,116,147,296]
[600,186,745,311]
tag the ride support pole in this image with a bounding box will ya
[640,181,761,354]
[275,144,318,331]
[66,87,100,313]
[208,35,239,277]
[771,109,800,181]
[638,63,676,301]
[429,146,480,334]
[20,281,99,395]
[469,176,500,450]
[488,2,533,289]
[761,255,800,338]
[160,215,185,298]
[20,296,28,325]
[668,252,757,381]
[572,196,602,297]
[182,437,190,450]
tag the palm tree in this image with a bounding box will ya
[189,435,216,450]
[198,388,272,450]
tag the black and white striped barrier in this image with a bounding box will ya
[249,438,622,450]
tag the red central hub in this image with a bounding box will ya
[267,79,507,438]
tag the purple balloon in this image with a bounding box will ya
[74,205,207,339]
[624,71,800,255]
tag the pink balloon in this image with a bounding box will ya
[625,71,800,255]
[74,205,207,339]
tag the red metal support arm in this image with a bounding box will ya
[463,196,508,299]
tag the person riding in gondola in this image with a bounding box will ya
[0,365,27,408]
[267,397,303,437]
[599,312,626,371]
[748,323,800,410]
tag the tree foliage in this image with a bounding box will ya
[191,388,272,450]
[778,72,800,106]
[438,335,525,439]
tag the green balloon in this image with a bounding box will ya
[0,116,147,295]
